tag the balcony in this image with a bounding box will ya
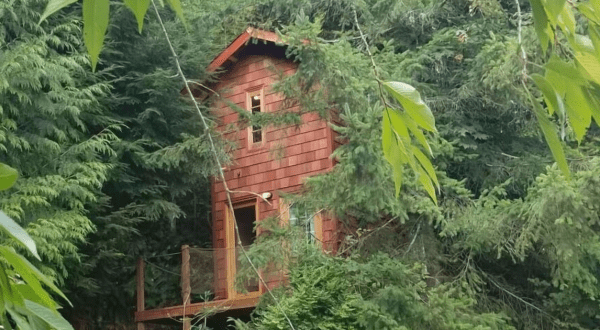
[135,245,280,328]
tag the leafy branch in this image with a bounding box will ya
[353,9,439,203]
[526,0,600,177]
[40,0,186,70]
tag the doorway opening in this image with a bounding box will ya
[232,203,259,293]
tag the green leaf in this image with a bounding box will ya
[0,266,19,310]
[0,246,69,305]
[545,56,586,84]
[556,4,575,37]
[526,89,570,177]
[573,34,596,54]
[383,81,436,132]
[544,0,566,24]
[385,108,409,139]
[585,85,600,126]
[578,2,600,24]
[416,166,437,204]
[0,211,40,260]
[532,74,563,116]
[0,163,18,191]
[165,0,187,29]
[15,284,54,308]
[83,0,109,71]
[0,247,53,308]
[399,112,432,156]
[382,109,410,197]
[391,151,403,197]
[24,300,74,330]
[123,0,150,33]
[38,0,78,23]
[575,52,600,86]
[530,0,552,54]
[589,25,600,59]
[6,307,33,330]
[412,146,438,188]
[564,83,592,143]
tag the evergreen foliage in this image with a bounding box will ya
[1,0,115,282]
[237,245,513,330]
[4,0,600,329]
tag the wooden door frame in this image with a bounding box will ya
[225,200,263,300]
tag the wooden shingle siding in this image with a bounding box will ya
[210,48,339,301]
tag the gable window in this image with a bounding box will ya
[247,89,265,146]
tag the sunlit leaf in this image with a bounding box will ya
[557,4,576,37]
[383,81,436,132]
[545,56,585,84]
[83,0,109,71]
[0,211,39,260]
[0,163,18,191]
[543,0,566,24]
[526,89,570,177]
[25,300,74,330]
[385,108,409,139]
[564,83,592,143]
[39,0,78,23]
[382,109,410,197]
[577,2,600,24]
[575,52,600,86]
[399,111,432,156]
[123,0,150,33]
[412,146,439,188]
[573,34,595,54]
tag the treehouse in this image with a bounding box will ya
[134,27,341,329]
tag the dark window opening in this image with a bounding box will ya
[251,94,262,143]
[234,205,256,247]
[233,204,259,292]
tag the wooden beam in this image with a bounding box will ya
[181,245,191,330]
[136,257,146,330]
[134,296,260,322]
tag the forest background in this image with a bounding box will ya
[2,0,600,329]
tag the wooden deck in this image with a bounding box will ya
[134,296,260,322]
[135,248,262,328]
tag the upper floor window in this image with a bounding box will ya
[247,89,265,146]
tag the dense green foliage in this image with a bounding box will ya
[3,0,600,329]
[0,163,74,329]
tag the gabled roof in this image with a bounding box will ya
[206,27,282,72]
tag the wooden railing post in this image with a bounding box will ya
[181,245,191,330]
[136,257,145,330]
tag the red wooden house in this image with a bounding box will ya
[135,27,340,329]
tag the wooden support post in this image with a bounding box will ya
[181,245,191,330]
[136,257,146,330]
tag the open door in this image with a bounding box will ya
[226,201,260,298]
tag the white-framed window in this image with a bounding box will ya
[246,89,265,147]
[289,204,316,243]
